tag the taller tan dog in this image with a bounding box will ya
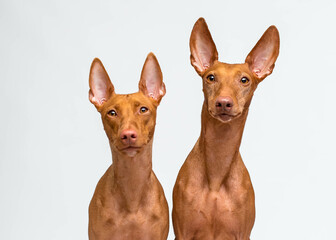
[88,53,169,240]
[173,18,280,240]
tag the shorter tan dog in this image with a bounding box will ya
[88,53,169,240]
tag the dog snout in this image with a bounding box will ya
[120,129,137,145]
[215,97,234,113]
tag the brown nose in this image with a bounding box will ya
[120,129,137,145]
[215,97,234,112]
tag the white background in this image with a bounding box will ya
[1,0,336,239]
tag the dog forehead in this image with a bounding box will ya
[103,92,153,111]
[123,92,154,107]
[206,62,252,82]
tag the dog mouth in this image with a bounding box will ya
[218,113,236,122]
[119,146,141,151]
[117,145,142,156]
[120,146,141,151]
[210,111,241,123]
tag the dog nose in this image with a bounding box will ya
[120,130,137,145]
[215,97,234,112]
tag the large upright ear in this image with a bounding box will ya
[89,58,114,109]
[245,25,280,81]
[190,18,218,75]
[138,53,165,103]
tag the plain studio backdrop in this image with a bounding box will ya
[1,0,336,239]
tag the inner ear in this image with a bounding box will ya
[89,58,114,108]
[245,25,280,81]
[190,17,218,75]
[138,53,165,103]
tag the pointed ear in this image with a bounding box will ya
[138,53,165,103]
[190,18,218,75]
[89,58,114,109]
[245,25,280,81]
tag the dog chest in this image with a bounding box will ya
[180,182,254,239]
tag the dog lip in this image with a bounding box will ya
[208,109,241,122]
[213,112,241,122]
[220,113,234,116]
[216,112,239,118]
[120,146,141,151]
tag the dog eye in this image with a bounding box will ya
[207,74,215,82]
[140,107,148,113]
[241,77,249,84]
[108,110,117,116]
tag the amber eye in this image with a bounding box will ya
[241,77,249,84]
[207,74,215,82]
[140,107,148,113]
[108,110,117,116]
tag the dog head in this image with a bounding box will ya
[89,53,165,157]
[190,18,280,123]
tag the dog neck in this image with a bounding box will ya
[109,139,153,212]
[199,102,248,191]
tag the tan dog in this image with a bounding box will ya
[88,53,169,240]
[173,18,280,240]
